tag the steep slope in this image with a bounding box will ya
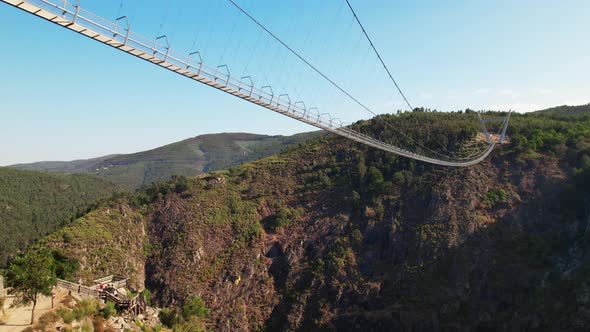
[41,202,148,289]
[11,132,321,189]
[0,168,117,265]
[35,110,590,331]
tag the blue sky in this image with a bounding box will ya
[0,0,588,165]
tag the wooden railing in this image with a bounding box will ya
[93,275,128,289]
[101,290,127,304]
[56,279,100,297]
[112,279,128,289]
[57,277,145,317]
[93,275,114,284]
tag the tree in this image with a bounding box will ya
[5,250,56,324]
[182,296,209,319]
[366,166,385,193]
[273,208,293,230]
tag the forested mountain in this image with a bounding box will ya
[25,108,590,331]
[535,103,590,115]
[11,155,118,174]
[0,168,116,265]
[11,132,321,189]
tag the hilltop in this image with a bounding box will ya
[0,168,116,265]
[22,109,590,331]
[10,155,118,174]
[11,132,321,189]
[535,103,590,116]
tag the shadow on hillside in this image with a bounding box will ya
[329,171,586,331]
[263,157,589,331]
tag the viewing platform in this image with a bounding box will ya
[56,275,146,317]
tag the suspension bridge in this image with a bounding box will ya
[0,0,510,167]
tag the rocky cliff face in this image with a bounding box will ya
[41,111,590,331]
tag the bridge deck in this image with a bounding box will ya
[0,0,509,167]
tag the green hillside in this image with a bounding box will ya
[0,168,117,265]
[12,132,321,189]
[535,103,590,115]
[28,109,590,330]
[11,155,118,174]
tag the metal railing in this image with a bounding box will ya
[0,0,510,167]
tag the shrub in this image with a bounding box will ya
[350,229,363,248]
[484,188,508,207]
[159,307,179,328]
[73,299,99,320]
[62,231,75,244]
[273,208,294,230]
[262,207,296,231]
[52,250,79,280]
[171,175,191,193]
[173,317,207,332]
[140,289,152,306]
[58,307,75,324]
[366,166,384,193]
[81,320,93,332]
[60,294,75,308]
[101,301,117,319]
[318,173,332,188]
[36,311,59,330]
[181,296,209,319]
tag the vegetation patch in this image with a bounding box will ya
[0,168,116,265]
[160,295,210,331]
[483,188,508,207]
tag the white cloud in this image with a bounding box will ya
[475,88,491,94]
[535,88,553,95]
[499,88,517,97]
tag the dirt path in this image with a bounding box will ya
[0,290,61,332]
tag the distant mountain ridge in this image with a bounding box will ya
[535,103,590,115]
[11,132,321,188]
[12,155,119,174]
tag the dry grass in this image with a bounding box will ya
[60,293,75,308]
[35,311,60,330]
[0,296,8,325]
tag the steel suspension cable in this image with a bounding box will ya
[226,0,489,162]
[226,0,375,117]
[343,0,476,158]
[344,0,413,112]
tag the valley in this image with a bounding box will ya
[1,0,588,330]
[3,107,590,331]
